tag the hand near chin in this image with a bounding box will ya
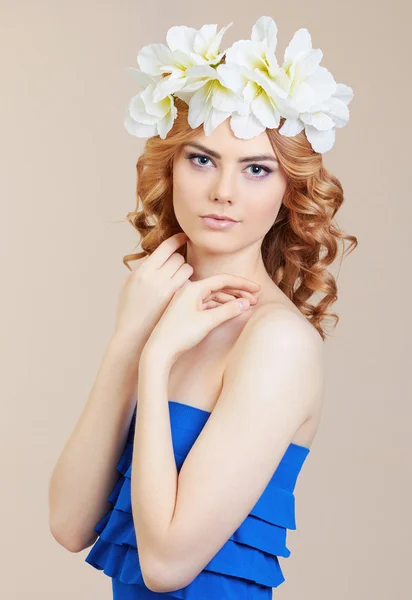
[142,273,261,365]
[113,230,260,359]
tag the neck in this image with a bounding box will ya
[185,239,276,305]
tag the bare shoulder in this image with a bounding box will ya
[224,301,325,422]
[237,300,324,354]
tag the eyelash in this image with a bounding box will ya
[185,153,273,179]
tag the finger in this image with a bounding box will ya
[220,289,259,304]
[221,287,257,298]
[140,232,188,271]
[130,255,150,272]
[202,300,220,310]
[196,273,261,299]
[208,291,237,303]
[204,297,250,326]
[206,291,258,306]
[161,251,187,278]
[171,262,194,289]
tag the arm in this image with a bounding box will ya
[48,333,145,553]
[48,233,193,554]
[132,310,324,593]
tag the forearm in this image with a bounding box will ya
[132,344,178,581]
[49,333,145,552]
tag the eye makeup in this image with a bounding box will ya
[185,153,274,180]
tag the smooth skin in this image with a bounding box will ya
[48,118,324,595]
[126,119,324,592]
[132,271,323,592]
[48,233,260,553]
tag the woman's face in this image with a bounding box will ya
[172,118,288,255]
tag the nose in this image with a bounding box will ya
[209,169,236,204]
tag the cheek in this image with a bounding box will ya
[173,188,194,219]
[172,171,201,232]
[245,193,283,232]
[173,164,208,219]
[173,162,199,198]
[172,169,192,211]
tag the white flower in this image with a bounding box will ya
[124,21,235,139]
[136,21,233,103]
[216,39,299,139]
[123,69,177,139]
[195,16,299,140]
[282,82,354,153]
[123,16,354,153]
[277,27,354,153]
[176,64,244,136]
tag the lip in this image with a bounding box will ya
[200,216,240,230]
[201,213,238,222]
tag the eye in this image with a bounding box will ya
[187,154,212,168]
[185,153,273,179]
[246,165,272,178]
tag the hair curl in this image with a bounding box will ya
[123,96,357,341]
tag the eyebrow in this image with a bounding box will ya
[183,142,279,164]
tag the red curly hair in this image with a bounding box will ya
[122,96,357,342]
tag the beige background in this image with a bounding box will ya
[2,0,411,598]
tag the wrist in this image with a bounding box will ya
[140,340,176,373]
[108,331,147,360]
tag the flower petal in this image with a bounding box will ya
[169,49,196,69]
[333,83,354,106]
[265,50,282,79]
[182,64,218,93]
[300,111,335,130]
[187,84,212,128]
[253,68,289,99]
[204,108,231,136]
[194,23,218,56]
[243,80,259,106]
[225,39,267,72]
[126,67,157,88]
[186,64,217,79]
[278,118,305,137]
[137,43,174,76]
[216,63,248,95]
[141,85,170,118]
[178,78,208,94]
[124,112,157,137]
[206,21,233,60]
[304,124,336,153]
[128,92,159,124]
[211,84,242,112]
[289,80,317,112]
[152,73,187,102]
[275,95,300,120]
[166,25,197,53]
[306,66,336,104]
[157,102,177,139]
[251,15,278,50]
[251,93,281,129]
[284,28,312,65]
[296,48,323,80]
[173,88,196,104]
[229,111,266,139]
[322,97,350,128]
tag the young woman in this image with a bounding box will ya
[49,16,357,600]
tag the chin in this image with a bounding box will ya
[193,232,239,254]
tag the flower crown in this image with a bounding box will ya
[123,16,354,154]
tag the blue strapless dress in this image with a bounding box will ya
[84,400,310,599]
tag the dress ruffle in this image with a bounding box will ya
[85,401,310,599]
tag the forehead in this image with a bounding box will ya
[183,117,276,159]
